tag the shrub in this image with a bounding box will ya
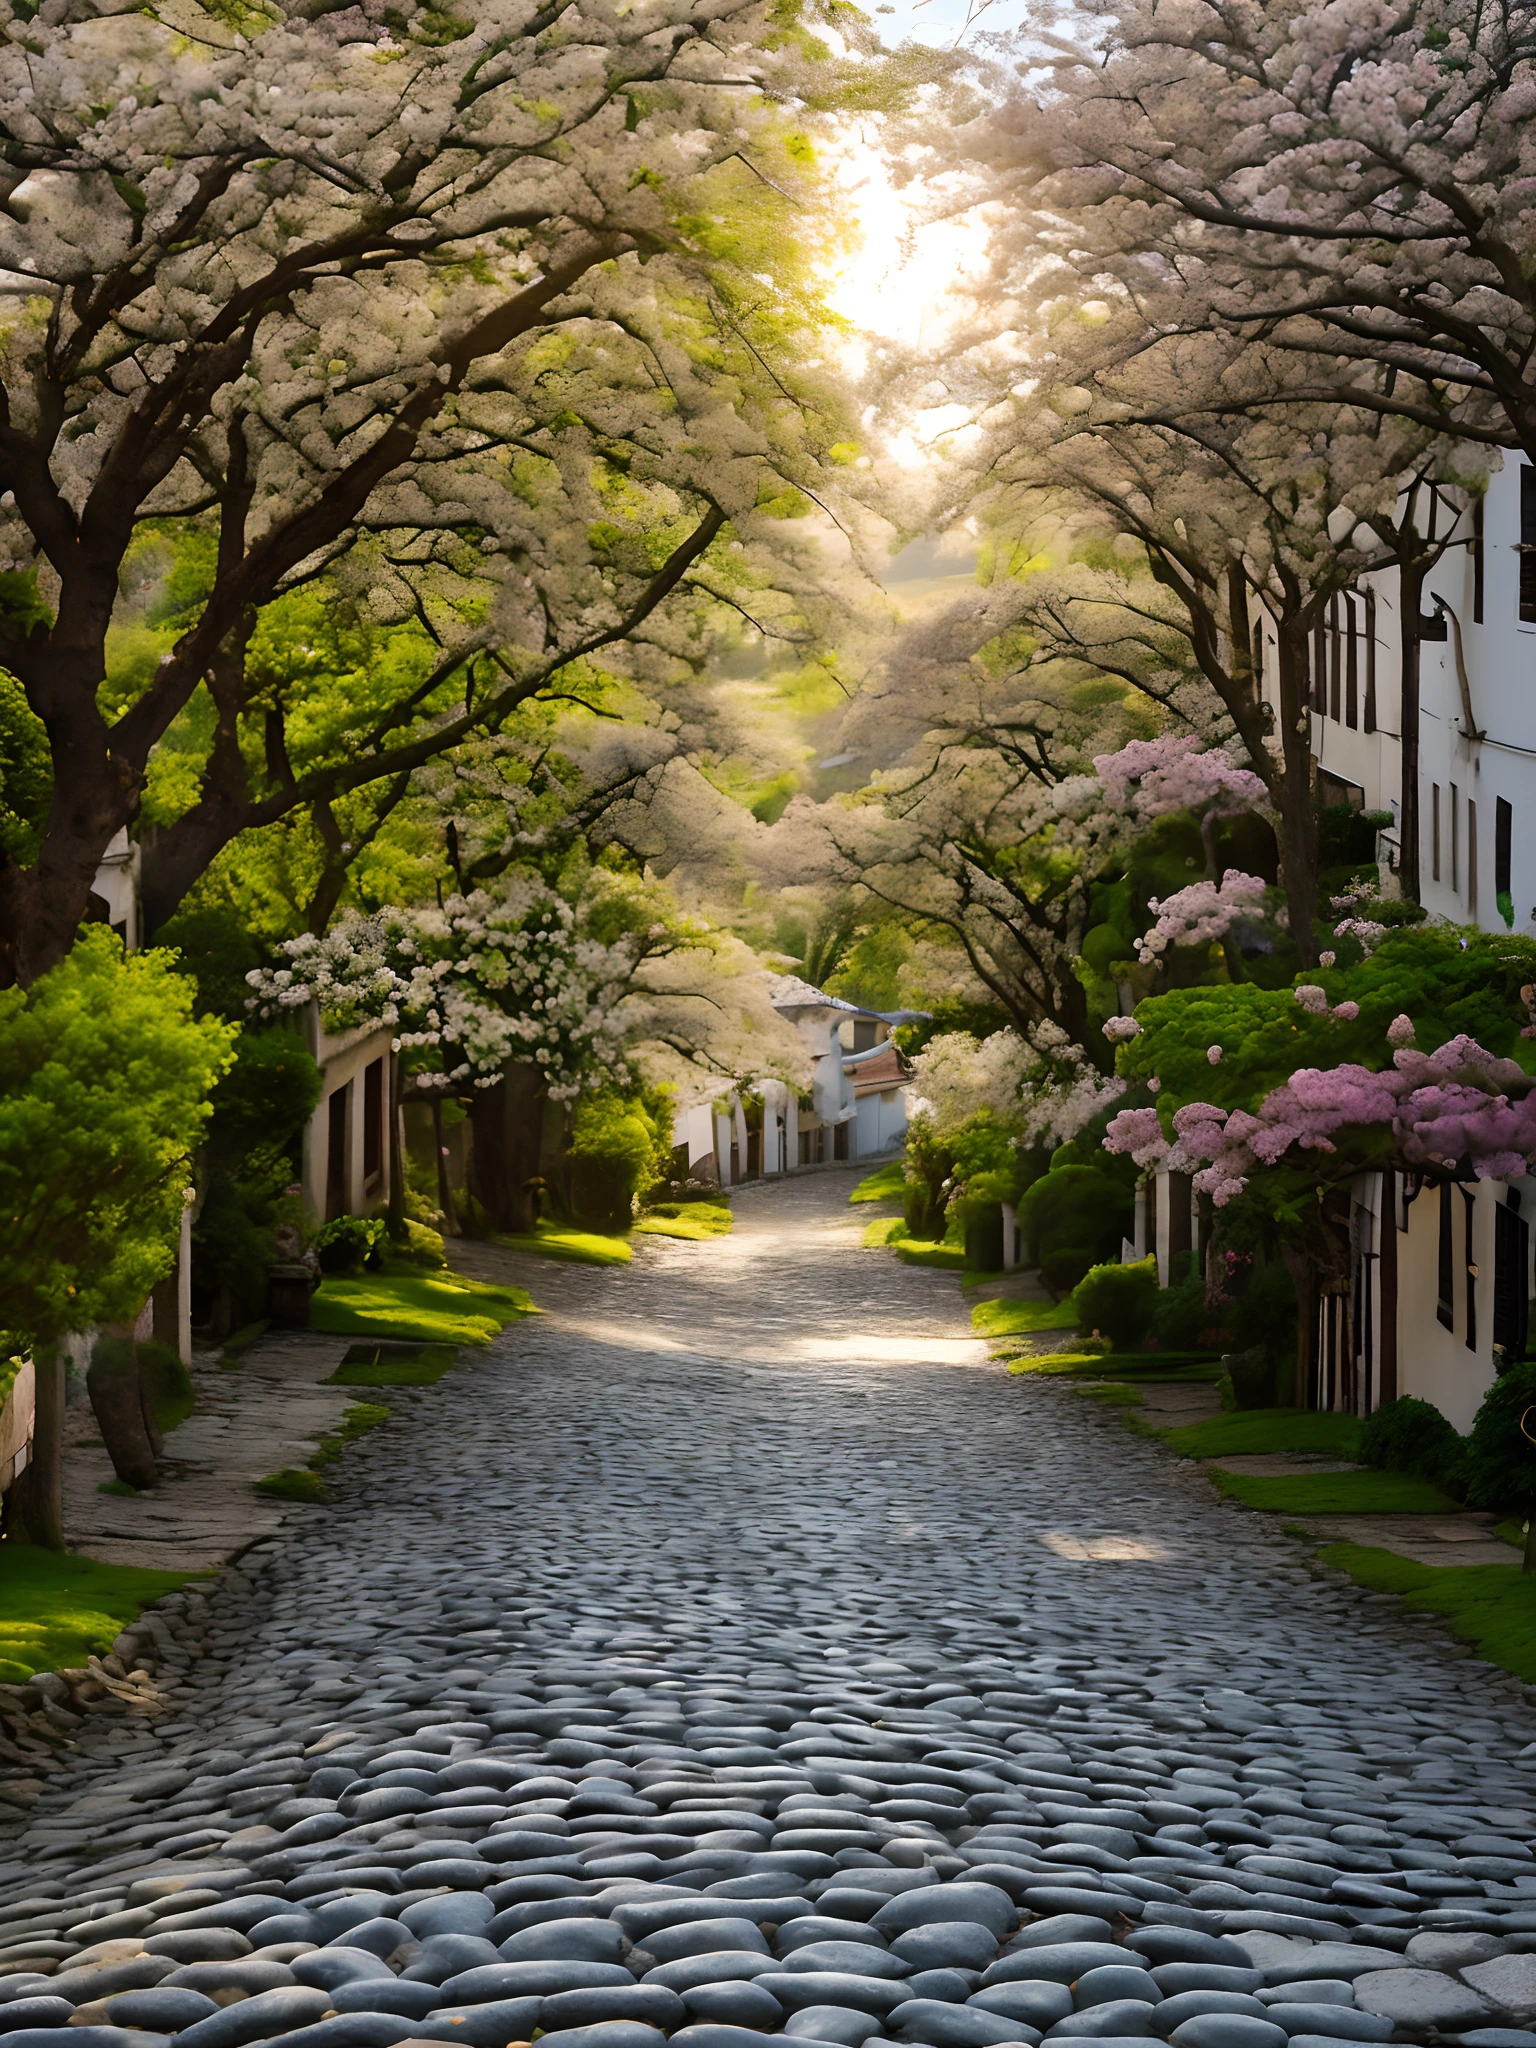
[1462,1363,1536,1515]
[1361,1395,1467,1489]
[563,1086,673,1232]
[393,1219,445,1268]
[1151,1258,1215,1351]
[1018,1162,1133,1293]
[315,1214,388,1276]
[1223,1346,1281,1411]
[1072,1258,1158,1349]
[1226,1258,1298,1357]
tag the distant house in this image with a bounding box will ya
[668,978,923,1187]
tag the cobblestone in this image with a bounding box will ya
[0,1169,1532,2048]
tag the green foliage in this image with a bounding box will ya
[971,1296,1079,1337]
[1163,1409,1363,1460]
[1321,1544,1536,1684]
[901,1115,952,1241]
[1360,1395,1467,1489]
[1209,1468,1458,1514]
[563,1085,673,1232]
[826,922,918,1014]
[850,1160,906,1204]
[1149,1259,1212,1350]
[192,1025,321,1329]
[0,673,51,867]
[1017,1162,1134,1298]
[863,1215,904,1247]
[311,1265,533,1345]
[1462,1362,1536,1512]
[0,1544,203,1684]
[0,928,236,1346]
[315,1214,388,1277]
[157,906,267,1020]
[1072,1257,1158,1348]
[1117,924,1536,1126]
[1225,1259,1299,1359]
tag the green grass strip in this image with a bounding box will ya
[1007,1349,1224,1381]
[633,1203,733,1241]
[972,1297,1078,1337]
[254,1469,326,1502]
[1162,1408,1364,1461]
[1321,1542,1536,1682]
[327,1343,457,1388]
[1076,1384,1146,1407]
[1210,1467,1458,1514]
[863,1216,904,1247]
[495,1224,632,1266]
[850,1161,906,1204]
[312,1264,534,1345]
[0,1544,206,1684]
[894,1238,966,1270]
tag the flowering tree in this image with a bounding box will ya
[0,0,873,983]
[1102,922,1536,1397]
[1001,0,1536,463]
[251,868,804,1227]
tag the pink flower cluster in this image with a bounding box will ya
[1137,870,1267,967]
[1104,1035,1536,1204]
[1102,1015,1142,1042]
[1094,736,1268,823]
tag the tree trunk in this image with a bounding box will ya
[1283,1248,1319,1410]
[1398,558,1426,907]
[12,1345,65,1549]
[87,1341,159,1491]
[1273,625,1320,966]
[467,1063,547,1235]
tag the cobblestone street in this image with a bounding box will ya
[0,1170,1533,2048]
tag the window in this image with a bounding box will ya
[363,1057,383,1181]
[1497,797,1514,927]
[851,1019,878,1051]
[1464,1186,1478,1354]
[1437,1181,1455,1330]
[1468,799,1479,923]
[1344,593,1359,729]
[1495,1193,1529,1367]
[1473,494,1485,624]
[1522,467,1536,623]
[1329,595,1342,722]
[326,1084,350,1221]
[1363,591,1377,733]
[1451,782,1460,893]
[1312,620,1328,714]
[1432,783,1442,883]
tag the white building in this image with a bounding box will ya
[1131,465,1536,1422]
[668,977,922,1188]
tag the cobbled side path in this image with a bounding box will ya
[0,1170,1534,2048]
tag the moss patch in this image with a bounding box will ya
[972,1297,1078,1338]
[312,1265,534,1346]
[310,1401,390,1468]
[328,1343,456,1388]
[219,1319,269,1372]
[0,1544,203,1684]
[894,1238,966,1270]
[634,1203,733,1241]
[495,1224,632,1266]
[1008,1350,1224,1382]
[1321,1542,1536,1682]
[254,1469,327,1503]
[850,1161,906,1204]
[1163,1409,1364,1462]
[1211,1468,1459,1514]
